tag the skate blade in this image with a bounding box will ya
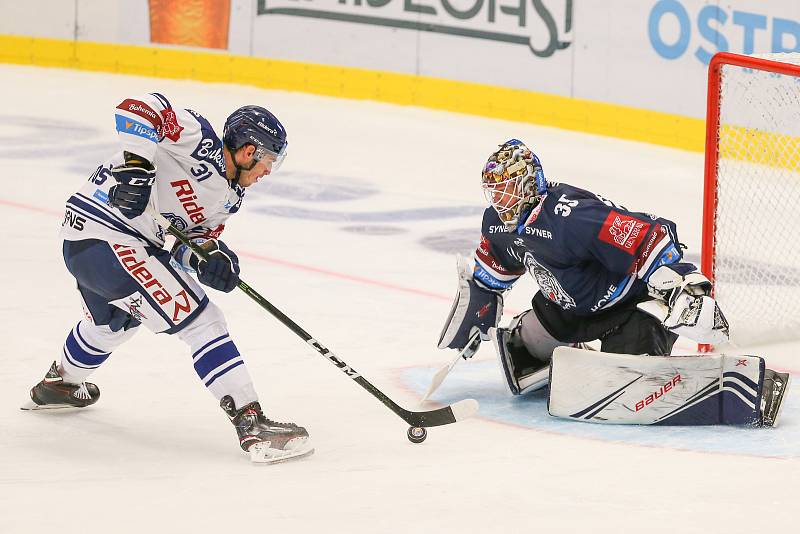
[20,400,84,411]
[771,374,792,428]
[249,441,315,465]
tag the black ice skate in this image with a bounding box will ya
[761,369,791,427]
[490,326,549,395]
[21,361,100,410]
[220,396,313,464]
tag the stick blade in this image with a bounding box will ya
[403,398,480,428]
[449,398,480,421]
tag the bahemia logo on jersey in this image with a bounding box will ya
[117,99,160,124]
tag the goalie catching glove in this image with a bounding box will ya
[438,255,504,351]
[637,264,730,345]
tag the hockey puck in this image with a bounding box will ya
[407,426,427,444]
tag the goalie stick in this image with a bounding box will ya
[417,331,481,408]
[150,209,478,429]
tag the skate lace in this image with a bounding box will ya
[73,383,91,400]
[263,417,297,429]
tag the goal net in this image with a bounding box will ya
[702,52,800,346]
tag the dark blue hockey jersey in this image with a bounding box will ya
[474,183,684,316]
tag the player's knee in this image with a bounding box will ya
[517,309,572,363]
[77,319,138,349]
[175,301,229,347]
[492,310,575,395]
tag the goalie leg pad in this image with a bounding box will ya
[548,346,765,425]
[438,255,503,350]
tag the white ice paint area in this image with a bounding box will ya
[0,66,797,533]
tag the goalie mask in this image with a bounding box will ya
[481,139,547,231]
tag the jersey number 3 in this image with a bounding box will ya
[554,194,579,217]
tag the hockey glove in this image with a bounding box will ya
[644,263,712,301]
[108,152,156,219]
[192,239,241,293]
[438,255,504,351]
[637,264,729,344]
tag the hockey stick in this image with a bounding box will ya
[417,331,481,408]
[150,209,478,428]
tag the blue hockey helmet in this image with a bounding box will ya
[481,139,547,230]
[223,105,288,172]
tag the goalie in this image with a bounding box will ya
[438,139,789,427]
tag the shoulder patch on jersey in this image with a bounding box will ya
[476,235,523,278]
[160,108,184,142]
[115,114,159,143]
[116,99,162,129]
[598,211,651,254]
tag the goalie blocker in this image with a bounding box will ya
[438,255,503,351]
[548,347,790,427]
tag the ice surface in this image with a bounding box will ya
[0,65,796,533]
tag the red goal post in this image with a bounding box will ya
[702,52,800,348]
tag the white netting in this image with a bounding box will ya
[712,53,800,344]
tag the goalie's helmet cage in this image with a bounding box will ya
[481,139,547,230]
[702,52,800,346]
[223,105,288,169]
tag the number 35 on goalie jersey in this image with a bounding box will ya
[473,183,685,315]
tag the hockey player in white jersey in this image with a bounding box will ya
[23,93,313,463]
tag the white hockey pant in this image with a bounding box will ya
[516,310,573,364]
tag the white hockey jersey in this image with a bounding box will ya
[60,92,244,250]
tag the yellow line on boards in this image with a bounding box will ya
[0,34,705,152]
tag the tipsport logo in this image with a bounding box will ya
[115,114,159,143]
[257,0,573,58]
